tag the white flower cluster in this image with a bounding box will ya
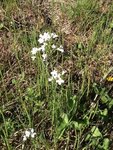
[31,32,64,61]
[48,70,66,85]
[38,32,58,44]
[23,128,36,141]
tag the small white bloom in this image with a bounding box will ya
[23,128,36,141]
[57,45,64,53]
[39,32,51,43]
[42,53,47,61]
[43,32,51,41]
[51,70,58,79]
[49,69,65,85]
[56,73,61,79]
[48,77,53,82]
[31,47,39,55]
[56,78,64,85]
[31,55,36,60]
[40,43,47,52]
[30,128,34,133]
[23,135,27,141]
[38,37,45,44]
[30,129,36,138]
[62,70,67,75]
[40,45,45,52]
[39,33,43,38]
[52,44,56,49]
[31,132,36,138]
[51,33,58,38]
[25,130,30,137]
[43,42,47,47]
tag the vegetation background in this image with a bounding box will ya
[0,0,113,149]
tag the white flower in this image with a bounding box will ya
[57,45,64,53]
[31,55,36,60]
[30,128,34,133]
[25,130,31,137]
[30,128,36,138]
[43,42,47,47]
[51,70,59,79]
[39,33,43,38]
[31,132,36,138]
[49,69,65,85]
[48,77,53,82]
[43,32,51,41]
[51,33,58,38]
[23,128,36,141]
[40,45,45,52]
[38,32,51,44]
[31,47,39,55]
[23,135,27,141]
[38,37,45,44]
[52,44,56,49]
[42,53,47,61]
[62,70,67,75]
[40,43,47,52]
[56,77,64,85]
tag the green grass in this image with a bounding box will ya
[0,0,113,149]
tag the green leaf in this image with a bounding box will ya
[100,109,108,117]
[72,118,89,131]
[56,113,69,138]
[93,83,100,94]
[103,138,109,150]
[68,96,75,108]
[85,133,91,141]
[100,95,109,104]
[78,43,83,49]
[91,126,102,138]
[0,23,4,29]
[73,121,82,130]
[108,100,113,109]
[110,21,113,29]
[12,79,17,85]
[61,113,69,124]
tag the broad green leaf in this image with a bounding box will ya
[91,126,102,138]
[103,138,109,150]
[108,100,113,109]
[110,21,113,29]
[78,43,83,49]
[61,113,69,124]
[85,133,91,141]
[56,113,69,138]
[73,121,82,130]
[101,95,109,104]
[100,109,108,117]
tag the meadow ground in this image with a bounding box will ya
[0,0,113,149]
